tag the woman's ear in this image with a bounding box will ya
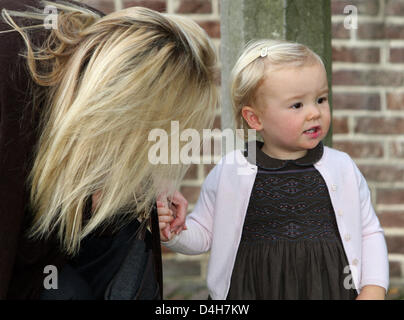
[241,106,263,131]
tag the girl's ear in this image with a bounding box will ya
[241,106,263,131]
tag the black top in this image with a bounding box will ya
[227,141,358,300]
[39,202,161,300]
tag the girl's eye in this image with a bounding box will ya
[317,97,327,104]
[291,103,303,109]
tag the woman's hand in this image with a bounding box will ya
[355,285,386,300]
[157,191,188,241]
[157,200,174,241]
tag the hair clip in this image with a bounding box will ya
[260,47,269,57]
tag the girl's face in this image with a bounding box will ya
[242,61,331,160]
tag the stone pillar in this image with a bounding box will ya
[220,0,333,146]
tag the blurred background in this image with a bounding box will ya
[80,0,404,299]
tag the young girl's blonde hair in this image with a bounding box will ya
[230,39,325,140]
[1,0,218,254]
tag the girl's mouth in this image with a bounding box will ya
[303,126,321,138]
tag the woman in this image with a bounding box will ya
[0,0,218,299]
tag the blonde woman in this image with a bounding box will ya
[0,0,218,299]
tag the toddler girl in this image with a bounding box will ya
[158,40,389,300]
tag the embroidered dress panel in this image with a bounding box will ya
[227,142,358,300]
[241,167,338,242]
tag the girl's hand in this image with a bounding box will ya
[355,285,386,300]
[167,190,188,235]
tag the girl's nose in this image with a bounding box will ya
[307,104,321,121]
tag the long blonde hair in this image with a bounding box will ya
[1,0,218,254]
[230,39,324,140]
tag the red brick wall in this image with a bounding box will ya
[331,0,404,291]
[80,0,404,296]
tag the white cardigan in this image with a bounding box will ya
[163,146,389,300]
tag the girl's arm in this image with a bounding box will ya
[159,166,219,255]
[355,166,389,299]
[356,285,386,300]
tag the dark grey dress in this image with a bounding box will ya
[227,142,358,300]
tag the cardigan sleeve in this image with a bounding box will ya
[162,163,220,255]
[354,164,389,292]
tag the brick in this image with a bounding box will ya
[379,211,404,228]
[332,92,380,111]
[183,164,198,180]
[331,0,380,16]
[162,259,201,278]
[163,281,179,298]
[333,70,404,87]
[332,22,350,39]
[387,92,404,110]
[357,23,385,39]
[213,114,221,130]
[357,22,404,40]
[163,281,208,299]
[389,261,402,278]
[390,48,404,63]
[203,163,215,177]
[358,165,404,183]
[200,134,222,158]
[377,188,404,205]
[123,0,167,12]
[175,0,212,14]
[82,0,115,14]
[385,235,404,254]
[333,117,349,134]
[355,117,404,134]
[197,20,220,38]
[390,141,404,158]
[385,0,404,16]
[387,286,404,299]
[180,185,201,204]
[332,47,380,63]
[385,24,404,39]
[333,141,384,158]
